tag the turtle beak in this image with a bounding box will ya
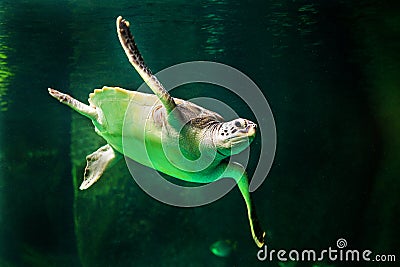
[243,123,257,136]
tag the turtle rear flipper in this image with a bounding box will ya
[80,144,121,190]
[48,88,98,120]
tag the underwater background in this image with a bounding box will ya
[0,0,399,266]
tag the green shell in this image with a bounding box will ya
[88,86,224,182]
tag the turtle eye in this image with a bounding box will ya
[234,121,241,127]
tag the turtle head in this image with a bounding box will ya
[214,118,257,156]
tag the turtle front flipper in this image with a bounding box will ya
[80,144,121,190]
[116,16,176,114]
[225,162,266,248]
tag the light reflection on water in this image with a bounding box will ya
[0,3,13,112]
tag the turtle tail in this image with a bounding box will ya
[48,88,98,120]
[116,16,177,113]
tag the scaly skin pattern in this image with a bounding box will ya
[116,16,176,114]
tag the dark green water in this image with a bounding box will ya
[1,1,399,266]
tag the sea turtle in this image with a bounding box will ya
[48,16,265,247]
